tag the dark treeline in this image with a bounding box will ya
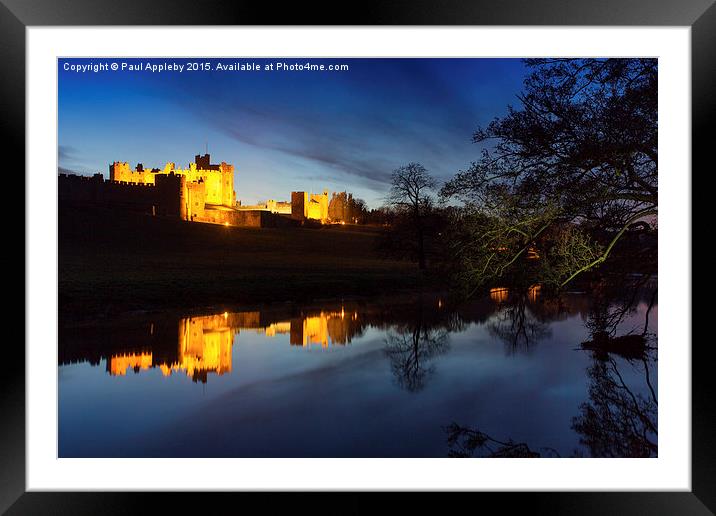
[374,58,658,299]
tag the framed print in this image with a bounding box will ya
[6,0,711,513]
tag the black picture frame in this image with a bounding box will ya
[5,0,710,513]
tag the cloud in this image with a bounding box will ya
[197,100,471,195]
[58,145,78,161]
[58,166,80,175]
[118,58,528,205]
[59,146,96,176]
[189,102,394,191]
[160,63,482,191]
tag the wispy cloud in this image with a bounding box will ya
[58,58,528,206]
[58,145,78,161]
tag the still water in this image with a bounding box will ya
[59,281,657,458]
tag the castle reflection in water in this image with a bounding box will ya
[60,283,620,384]
[62,308,364,383]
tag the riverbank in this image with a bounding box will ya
[59,203,429,322]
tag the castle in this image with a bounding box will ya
[59,153,352,228]
[109,153,236,220]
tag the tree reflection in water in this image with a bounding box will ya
[384,327,449,392]
[487,290,551,354]
[445,423,560,458]
[585,273,657,341]
[384,303,450,392]
[573,275,658,456]
[446,350,657,458]
[446,275,658,457]
[571,350,657,457]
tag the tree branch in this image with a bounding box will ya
[559,209,658,287]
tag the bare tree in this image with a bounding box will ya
[441,59,658,291]
[387,163,437,269]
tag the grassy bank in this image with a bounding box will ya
[59,204,427,321]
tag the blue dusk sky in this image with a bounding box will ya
[58,58,528,208]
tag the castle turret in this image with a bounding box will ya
[195,153,211,170]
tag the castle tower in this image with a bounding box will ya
[155,173,185,219]
[291,191,308,220]
[219,162,235,207]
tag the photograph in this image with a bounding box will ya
[57,56,659,459]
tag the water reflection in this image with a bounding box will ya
[385,321,448,392]
[487,293,551,354]
[571,350,658,457]
[444,274,658,458]
[445,423,560,458]
[59,276,658,457]
[61,307,366,383]
[571,275,658,457]
[110,353,153,376]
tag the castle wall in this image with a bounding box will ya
[60,173,162,214]
[103,181,159,210]
[200,207,291,228]
[58,173,105,202]
[109,162,154,185]
[266,199,292,214]
[200,207,258,227]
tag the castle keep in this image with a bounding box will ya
[109,153,235,222]
[59,153,355,228]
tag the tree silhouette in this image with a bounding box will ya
[441,59,658,291]
[386,163,437,269]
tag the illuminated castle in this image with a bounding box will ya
[60,152,356,227]
[109,153,235,222]
[291,190,329,221]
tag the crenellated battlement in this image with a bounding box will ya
[108,153,235,211]
[105,180,157,187]
[60,153,345,227]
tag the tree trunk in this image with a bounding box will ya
[417,225,426,269]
